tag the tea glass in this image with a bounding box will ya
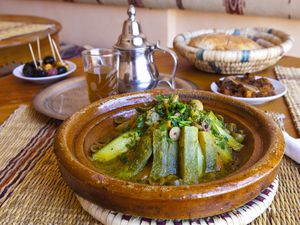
[82,48,120,102]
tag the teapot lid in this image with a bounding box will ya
[114,5,150,50]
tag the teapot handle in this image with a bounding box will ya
[153,41,178,89]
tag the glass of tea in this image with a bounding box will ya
[82,48,120,102]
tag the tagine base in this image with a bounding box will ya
[76,178,278,225]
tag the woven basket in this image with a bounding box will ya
[173,28,293,74]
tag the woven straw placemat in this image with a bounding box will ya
[275,66,300,135]
[0,105,299,224]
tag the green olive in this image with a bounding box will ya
[190,99,203,110]
[217,114,224,122]
[226,123,237,133]
[171,94,179,103]
[169,127,181,141]
[232,133,245,143]
[136,102,155,112]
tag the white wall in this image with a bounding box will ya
[0,0,170,48]
[0,0,299,57]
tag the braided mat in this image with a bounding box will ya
[0,105,299,224]
[275,66,300,135]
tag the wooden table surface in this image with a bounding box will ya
[0,54,298,138]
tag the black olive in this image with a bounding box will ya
[32,68,47,77]
[23,61,44,77]
[28,61,40,67]
[57,66,67,74]
[30,68,38,77]
[22,63,34,77]
[43,56,55,65]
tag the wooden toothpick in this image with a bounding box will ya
[28,43,38,68]
[37,37,42,65]
[48,34,56,61]
[51,38,65,66]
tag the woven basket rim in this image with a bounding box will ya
[173,27,294,63]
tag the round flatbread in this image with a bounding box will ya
[189,33,261,50]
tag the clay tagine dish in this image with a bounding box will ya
[54,89,284,219]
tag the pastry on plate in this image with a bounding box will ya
[188,33,262,50]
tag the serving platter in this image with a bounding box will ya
[54,89,284,219]
[33,74,198,120]
[13,60,77,84]
[210,76,287,105]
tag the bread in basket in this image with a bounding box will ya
[173,28,293,74]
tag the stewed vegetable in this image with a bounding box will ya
[90,94,246,185]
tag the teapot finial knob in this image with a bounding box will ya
[128,5,136,21]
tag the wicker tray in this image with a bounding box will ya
[173,27,293,74]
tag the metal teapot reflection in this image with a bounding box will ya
[114,5,178,93]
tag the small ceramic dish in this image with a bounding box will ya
[54,89,284,220]
[12,60,76,84]
[210,76,287,105]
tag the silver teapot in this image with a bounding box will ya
[114,5,178,93]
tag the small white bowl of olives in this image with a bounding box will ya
[13,55,76,84]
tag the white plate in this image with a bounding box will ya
[210,76,287,105]
[12,60,76,84]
